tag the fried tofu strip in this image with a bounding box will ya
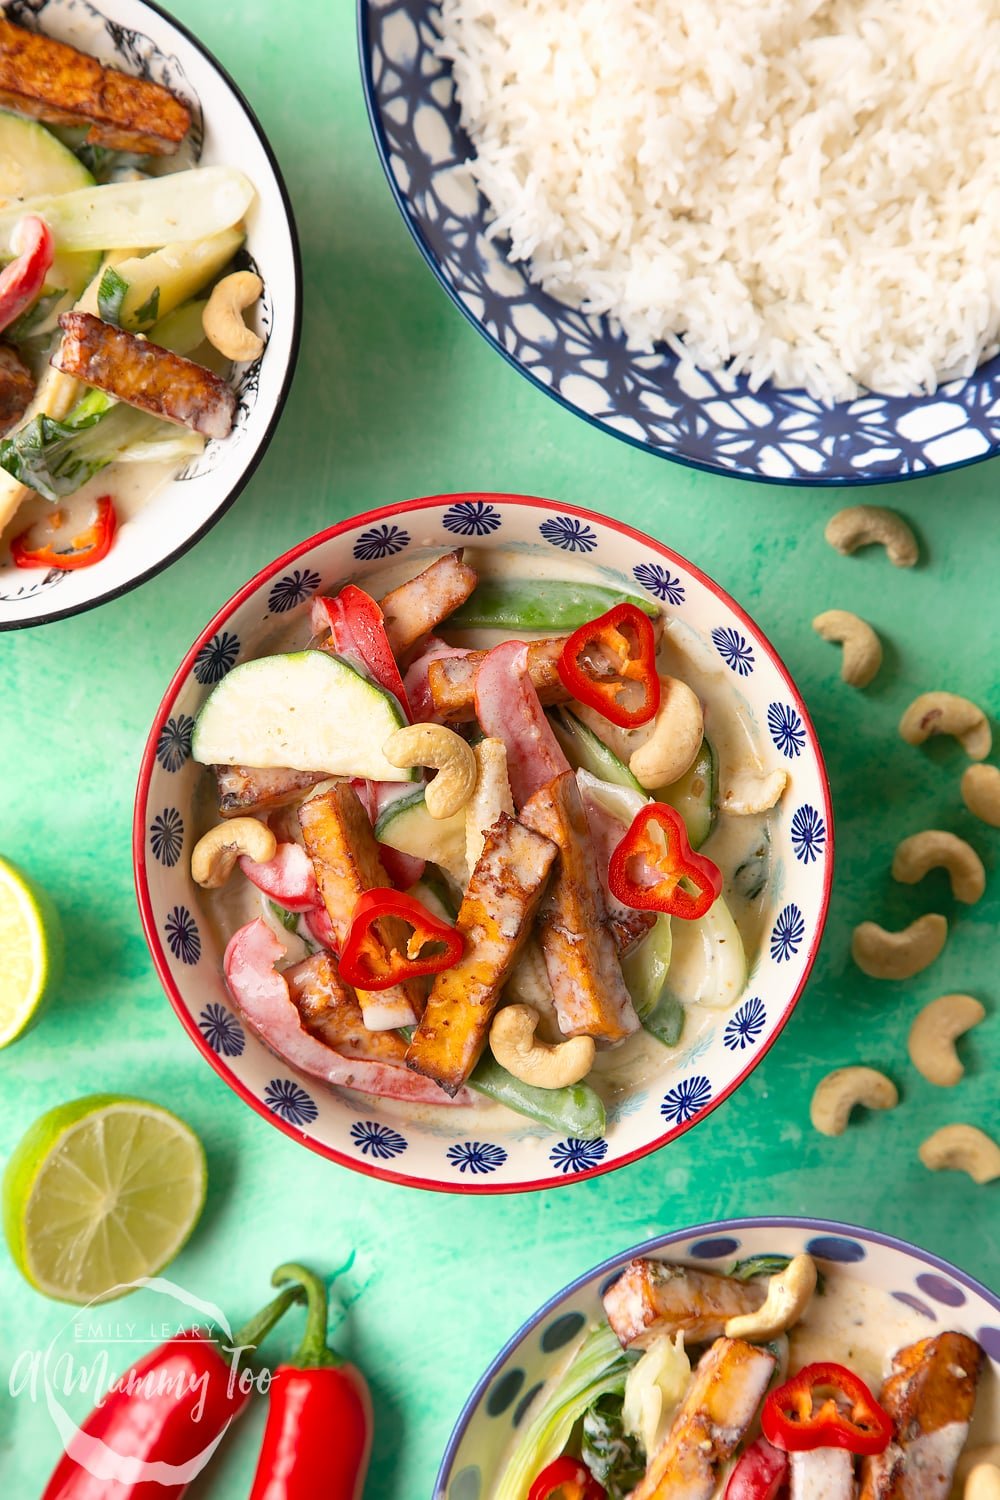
[632,1337,777,1500]
[0,345,35,435]
[603,1259,766,1351]
[0,18,190,155]
[52,313,235,439]
[428,636,569,722]
[286,953,413,1064]
[405,813,557,1095]
[298,783,425,1031]
[214,764,326,819]
[519,770,639,1043]
[378,549,477,659]
[860,1333,983,1500]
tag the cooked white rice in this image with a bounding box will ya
[437,0,1000,403]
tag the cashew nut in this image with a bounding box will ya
[892,831,985,905]
[899,692,992,761]
[909,994,986,1087]
[918,1124,1000,1184]
[489,1003,596,1089]
[628,677,703,790]
[810,1066,899,1136]
[812,609,883,688]
[202,270,264,362]
[959,1455,1000,1499]
[720,768,788,815]
[191,816,276,888]
[962,764,1000,828]
[824,505,919,567]
[383,723,477,820]
[724,1254,817,1340]
[965,1466,1000,1500]
[851,914,947,980]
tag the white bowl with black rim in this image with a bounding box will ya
[0,0,300,630]
[134,493,833,1193]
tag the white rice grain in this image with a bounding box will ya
[437,0,1000,402]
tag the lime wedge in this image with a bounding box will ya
[0,855,63,1048]
[3,1095,207,1304]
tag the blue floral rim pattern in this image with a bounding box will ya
[359,1,1000,486]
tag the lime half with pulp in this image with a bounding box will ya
[0,855,63,1048]
[3,1095,207,1303]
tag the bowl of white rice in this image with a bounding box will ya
[359,0,1000,484]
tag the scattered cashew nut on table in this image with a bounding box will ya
[191,817,276,889]
[919,1124,1000,1184]
[899,691,992,761]
[851,914,948,980]
[720,768,788,816]
[628,676,703,789]
[909,994,986,1087]
[962,764,1000,828]
[202,270,265,362]
[810,1067,899,1136]
[892,830,986,904]
[489,1004,596,1090]
[812,609,883,688]
[824,505,919,567]
[383,723,478,819]
[724,1254,817,1340]
[965,1467,1000,1500]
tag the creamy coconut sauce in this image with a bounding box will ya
[491,1267,996,1498]
[200,546,782,1129]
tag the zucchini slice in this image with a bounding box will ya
[0,111,100,300]
[375,789,466,878]
[552,707,646,794]
[666,896,747,1011]
[656,738,717,850]
[191,650,416,781]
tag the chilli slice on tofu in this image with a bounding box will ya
[188,542,788,1137]
[0,11,265,571]
[491,1251,989,1500]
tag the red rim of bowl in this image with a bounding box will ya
[134,493,835,1193]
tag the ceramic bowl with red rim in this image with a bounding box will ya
[134,494,833,1192]
[435,1217,1000,1500]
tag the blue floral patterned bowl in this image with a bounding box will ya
[436,1217,1000,1499]
[359,1,1000,486]
[135,494,832,1192]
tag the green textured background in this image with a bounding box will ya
[1,3,998,1493]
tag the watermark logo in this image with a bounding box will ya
[9,1275,270,1485]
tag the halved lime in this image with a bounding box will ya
[0,855,63,1049]
[3,1095,207,1304]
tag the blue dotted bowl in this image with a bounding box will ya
[359,1,1000,486]
[436,1217,1000,1498]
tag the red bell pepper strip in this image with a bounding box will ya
[0,214,54,334]
[557,602,660,728]
[11,495,117,571]
[312,585,411,718]
[761,1362,894,1457]
[475,639,570,808]
[240,841,322,913]
[41,1282,303,1499]
[248,1263,373,1500]
[224,919,472,1105]
[338,888,463,991]
[725,1437,789,1500]
[607,802,722,920]
[528,1456,607,1500]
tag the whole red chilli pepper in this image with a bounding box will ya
[41,1284,303,1499]
[248,1262,373,1500]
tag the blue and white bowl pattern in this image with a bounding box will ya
[359,1,1000,486]
[138,497,831,1191]
[436,1219,1000,1499]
